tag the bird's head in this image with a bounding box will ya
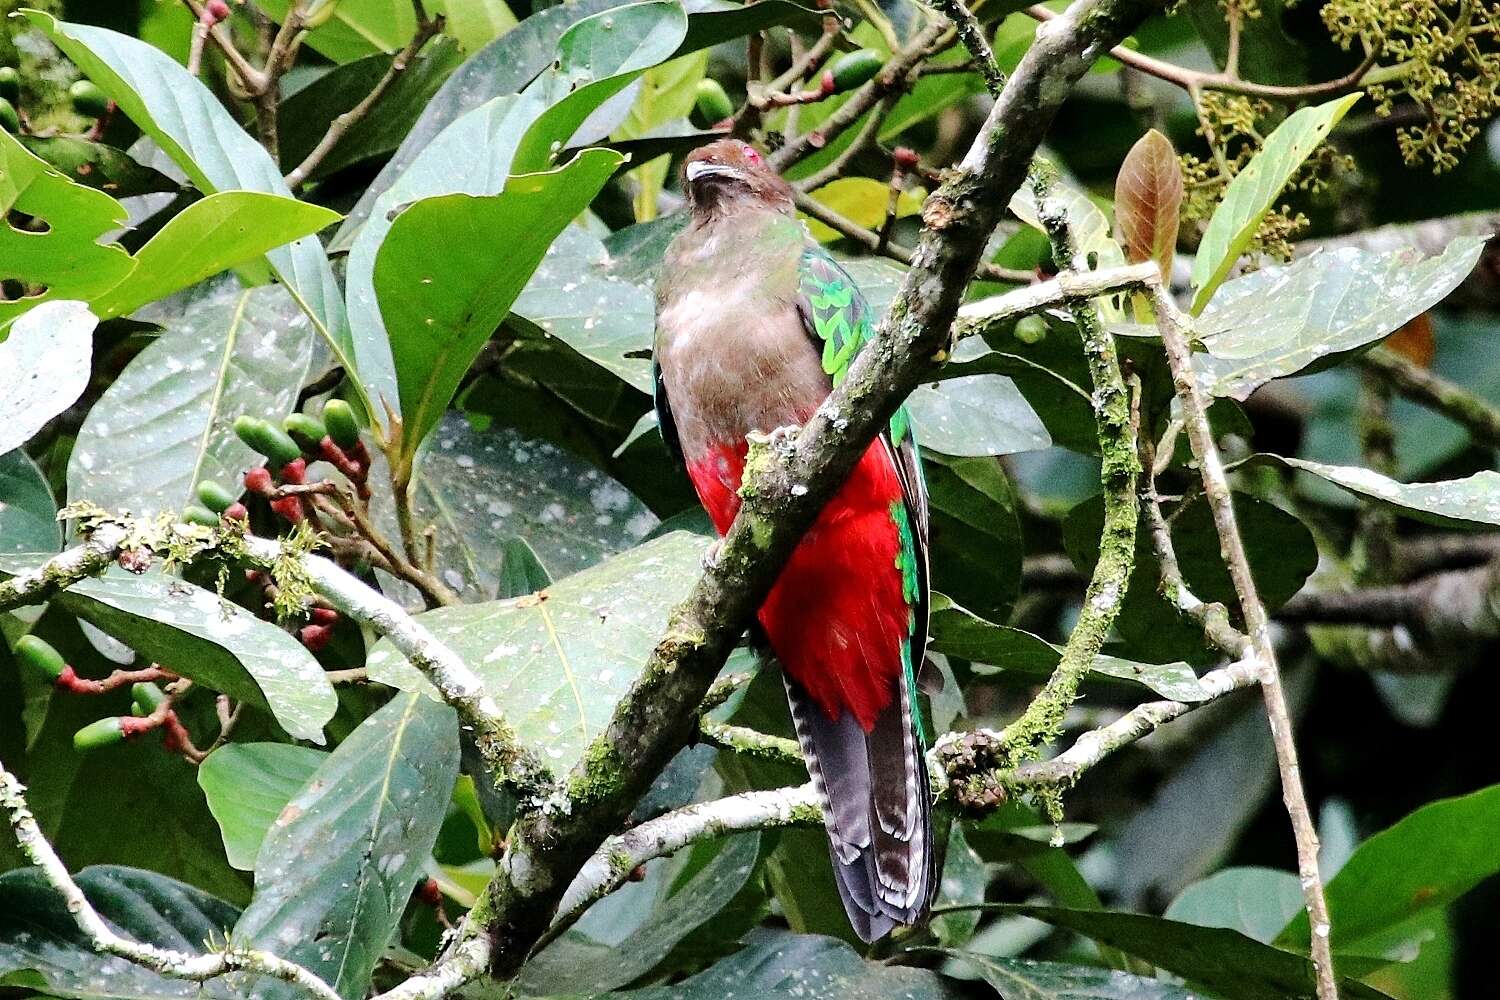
[681,139,792,218]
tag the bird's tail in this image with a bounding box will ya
[784,671,934,942]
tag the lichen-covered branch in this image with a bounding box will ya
[1149,282,1340,1000]
[0,522,128,612]
[469,0,1169,978]
[1358,347,1500,450]
[698,718,802,763]
[0,761,341,1000]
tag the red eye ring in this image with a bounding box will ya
[741,143,762,165]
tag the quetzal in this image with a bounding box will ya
[653,139,934,940]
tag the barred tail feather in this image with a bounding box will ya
[784,672,933,942]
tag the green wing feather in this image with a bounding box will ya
[797,247,929,743]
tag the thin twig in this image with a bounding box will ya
[1149,281,1339,1000]
[792,93,896,191]
[1358,347,1500,449]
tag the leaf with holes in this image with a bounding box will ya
[234,693,458,999]
[366,531,708,774]
[1190,94,1360,313]
[0,300,96,456]
[1115,128,1183,280]
[0,865,240,999]
[0,130,131,323]
[199,743,329,871]
[68,278,315,521]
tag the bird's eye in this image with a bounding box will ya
[741,144,762,165]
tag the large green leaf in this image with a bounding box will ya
[374,148,624,466]
[18,135,180,199]
[1279,783,1500,955]
[930,594,1211,702]
[0,300,96,456]
[91,192,341,320]
[0,563,337,743]
[609,930,963,999]
[0,865,240,999]
[1165,867,1303,944]
[966,905,1394,1000]
[1190,94,1360,313]
[278,39,461,179]
[907,375,1052,457]
[1258,456,1500,529]
[257,0,418,63]
[67,279,315,521]
[234,693,459,999]
[0,130,132,323]
[198,742,328,871]
[367,531,708,774]
[370,414,657,605]
[1196,237,1487,400]
[25,13,358,414]
[923,453,1023,624]
[945,951,1199,999]
[0,450,60,555]
[520,833,761,994]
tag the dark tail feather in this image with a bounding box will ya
[784,673,933,943]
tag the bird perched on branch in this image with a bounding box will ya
[653,138,934,941]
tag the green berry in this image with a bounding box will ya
[74,717,126,752]
[131,681,167,714]
[321,399,360,449]
[182,504,221,527]
[0,67,19,103]
[195,480,237,513]
[0,98,18,134]
[68,80,109,118]
[693,79,734,126]
[283,412,328,452]
[234,415,302,466]
[16,635,66,681]
[827,49,883,93]
[1014,314,1049,345]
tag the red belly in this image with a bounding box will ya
[687,439,908,731]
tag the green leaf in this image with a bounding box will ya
[1278,783,1500,954]
[369,414,656,605]
[0,564,336,743]
[25,13,360,418]
[609,929,963,999]
[432,0,519,53]
[67,279,316,522]
[0,865,240,999]
[0,130,132,323]
[17,135,180,198]
[1195,237,1488,399]
[615,49,708,221]
[803,177,925,243]
[234,693,459,999]
[198,743,328,871]
[945,951,1200,999]
[277,39,461,179]
[0,300,96,456]
[367,531,708,775]
[1165,867,1303,944]
[257,0,418,63]
[521,833,762,994]
[932,821,988,948]
[963,904,1395,1000]
[1190,94,1361,313]
[0,450,60,555]
[1011,177,1126,274]
[923,453,1023,624]
[930,594,1211,702]
[374,148,625,466]
[1257,456,1500,529]
[93,191,340,320]
[908,375,1052,457]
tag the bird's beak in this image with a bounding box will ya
[685,161,743,184]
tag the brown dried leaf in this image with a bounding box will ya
[1115,128,1184,280]
[1385,312,1435,368]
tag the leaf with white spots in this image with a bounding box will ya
[907,375,1052,457]
[366,530,708,773]
[0,300,96,456]
[234,693,458,999]
[1256,455,1500,529]
[0,563,337,743]
[1196,236,1487,400]
[946,951,1202,999]
[198,743,329,871]
[67,278,315,522]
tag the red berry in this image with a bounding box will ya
[244,467,274,495]
[416,878,443,907]
[893,146,920,170]
[310,607,339,625]
[299,623,332,651]
[204,1,231,23]
[270,497,305,523]
[222,502,248,523]
[818,70,835,97]
[278,458,307,485]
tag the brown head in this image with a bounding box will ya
[681,139,793,218]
